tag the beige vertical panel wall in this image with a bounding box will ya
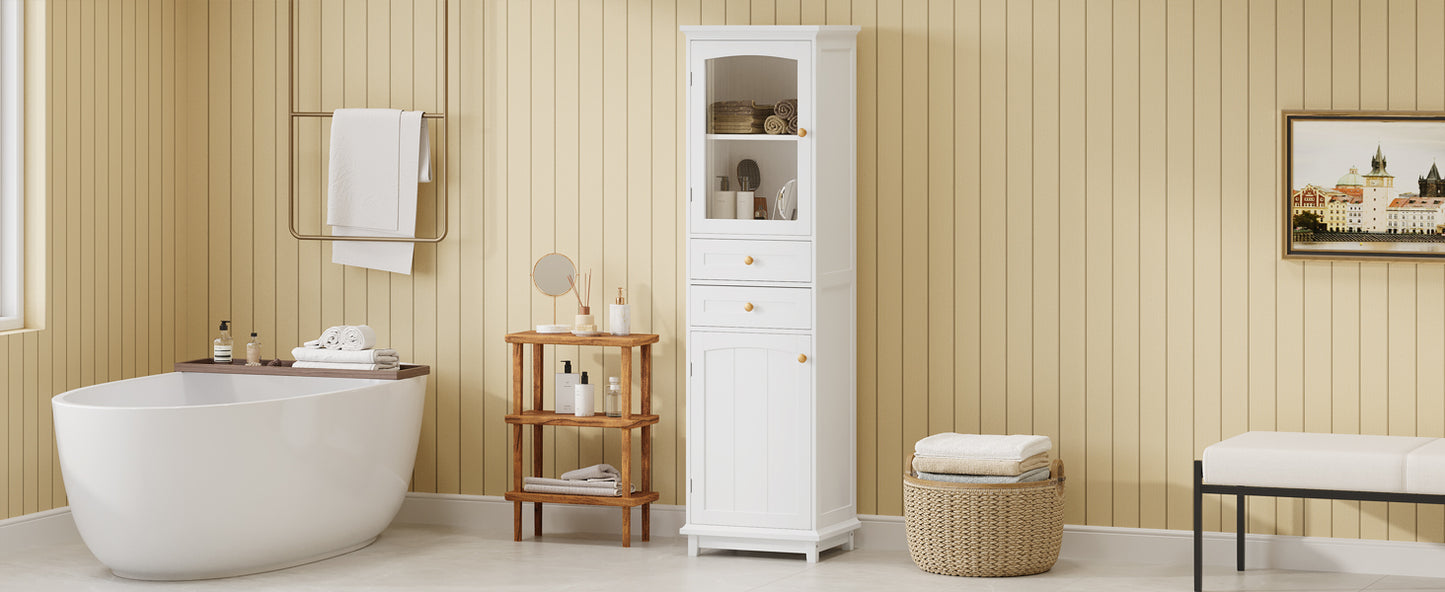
[7,0,1445,544]
[0,0,176,520]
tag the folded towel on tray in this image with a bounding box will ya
[917,466,1051,484]
[291,347,398,365]
[560,463,621,482]
[292,361,398,371]
[914,433,1053,461]
[912,451,1050,477]
[522,483,627,497]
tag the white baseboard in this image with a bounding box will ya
[0,506,80,554]
[7,496,1444,580]
[395,493,1445,578]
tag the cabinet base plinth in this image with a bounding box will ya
[681,521,859,562]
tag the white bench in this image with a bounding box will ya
[1194,431,1445,592]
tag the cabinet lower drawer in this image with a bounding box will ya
[690,239,811,283]
[689,285,812,330]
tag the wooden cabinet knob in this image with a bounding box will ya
[744,302,754,312]
[798,354,807,363]
[798,127,807,137]
[744,256,754,265]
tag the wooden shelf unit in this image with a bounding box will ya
[504,331,660,547]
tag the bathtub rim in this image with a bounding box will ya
[51,371,418,412]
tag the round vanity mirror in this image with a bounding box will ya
[532,253,576,297]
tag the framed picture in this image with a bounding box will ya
[1283,111,1445,261]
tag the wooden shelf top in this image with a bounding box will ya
[175,359,430,380]
[504,490,660,508]
[505,331,659,347]
[505,410,659,429]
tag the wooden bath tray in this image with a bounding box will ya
[175,359,430,380]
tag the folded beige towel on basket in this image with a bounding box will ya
[911,451,1050,477]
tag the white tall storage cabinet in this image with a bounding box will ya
[680,25,860,563]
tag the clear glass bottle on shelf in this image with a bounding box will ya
[605,377,622,417]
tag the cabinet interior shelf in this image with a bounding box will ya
[504,490,660,508]
[706,133,799,141]
[505,410,660,428]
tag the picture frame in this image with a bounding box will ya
[1283,110,1445,261]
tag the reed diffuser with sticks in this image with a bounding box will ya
[568,269,598,334]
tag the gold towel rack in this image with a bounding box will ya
[287,0,450,244]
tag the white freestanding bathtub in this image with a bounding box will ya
[52,371,427,580]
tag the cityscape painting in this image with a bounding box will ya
[1284,112,1445,260]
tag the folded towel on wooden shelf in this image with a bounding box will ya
[914,433,1053,461]
[912,451,1050,477]
[291,347,398,365]
[916,466,1051,484]
[522,483,629,497]
[523,476,617,489]
[292,361,398,371]
[560,463,621,482]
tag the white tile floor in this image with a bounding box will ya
[1,523,1442,591]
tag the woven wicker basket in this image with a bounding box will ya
[903,457,1065,577]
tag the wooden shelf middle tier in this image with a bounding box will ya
[504,410,660,429]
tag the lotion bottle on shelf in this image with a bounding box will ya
[245,332,262,366]
[609,288,631,336]
[213,320,233,364]
[574,372,594,417]
[555,360,579,414]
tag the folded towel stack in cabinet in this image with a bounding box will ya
[523,463,630,497]
[293,325,401,370]
[912,433,1053,484]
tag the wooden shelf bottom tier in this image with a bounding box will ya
[505,411,659,428]
[504,490,659,507]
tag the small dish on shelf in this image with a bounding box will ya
[571,330,602,337]
[536,324,571,334]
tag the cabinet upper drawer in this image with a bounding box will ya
[690,239,811,283]
[690,285,812,330]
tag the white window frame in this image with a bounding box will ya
[0,0,21,331]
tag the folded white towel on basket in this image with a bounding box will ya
[291,347,398,365]
[327,109,432,275]
[914,433,1053,461]
[292,361,398,371]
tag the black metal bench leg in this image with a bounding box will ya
[1195,460,1204,592]
[1236,493,1246,571]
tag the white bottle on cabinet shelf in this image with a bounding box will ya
[682,25,860,564]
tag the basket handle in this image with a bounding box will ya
[1052,458,1066,498]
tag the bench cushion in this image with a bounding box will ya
[1406,439,1445,494]
[1203,431,1435,493]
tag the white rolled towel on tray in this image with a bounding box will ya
[303,326,344,349]
[337,325,378,351]
[291,347,399,365]
[292,361,399,371]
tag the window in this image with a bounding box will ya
[0,0,20,331]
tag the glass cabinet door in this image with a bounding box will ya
[688,41,813,237]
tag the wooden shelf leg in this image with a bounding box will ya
[513,501,522,542]
[531,343,544,537]
[622,506,632,548]
[642,503,650,542]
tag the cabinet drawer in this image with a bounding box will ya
[690,239,811,283]
[690,285,812,330]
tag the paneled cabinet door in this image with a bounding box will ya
[688,331,813,530]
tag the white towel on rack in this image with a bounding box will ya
[327,109,430,275]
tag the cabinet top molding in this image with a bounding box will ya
[681,25,861,42]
